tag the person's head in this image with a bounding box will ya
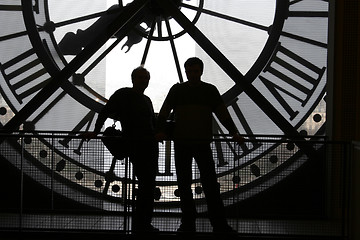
[184,57,203,83]
[131,66,150,93]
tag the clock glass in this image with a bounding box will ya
[0,0,329,213]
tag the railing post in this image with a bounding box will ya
[350,142,360,240]
[131,160,136,233]
[123,156,128,232]
[51,133,55,211]
[232,140,237,232]
[343,141,352,238]
[19,135,24,232]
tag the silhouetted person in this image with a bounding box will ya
[85,66,158,232]
[156,57,244,233]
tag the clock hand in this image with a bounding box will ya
[0,0,149,135]
[53,8,123,29]
[45,10,109,31]
[164,18,184,83]
[58,4,152,55]
[155,0,320,159]
[181,2,269,32]
[79,38,123,79]
[73,23,150,88]
[58,4,123,55]
[120,25,148,53]
[1,9,109,42]
[141,19,156,65]
[156,18,163,38]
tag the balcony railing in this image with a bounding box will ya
[0,131,352,238]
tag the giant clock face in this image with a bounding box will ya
[0,0,329,211]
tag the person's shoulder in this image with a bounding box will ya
[168,82,182,92]
[200,81,219,91]
[200,81,216,88]
[143,94,151,101]
[174,81,195,89]
[120,87,132,92]
[200,81,221,96]
[113,87,132,95]
[108,87,132,100]
[112,87,127,92]
[171,82,181,88]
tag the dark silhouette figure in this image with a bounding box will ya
[156,57,244,233]
[85,67,158,232]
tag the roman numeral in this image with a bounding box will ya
[213,99,262,167]
[288,0,328,18]
[281,0,328,48]
[0,4,22,11]
[0,31,29,42]
[212,119,234,167]
[30,92,67,125]
[258,43,326,120]
[0,48,51,104]
[59,111,96,155]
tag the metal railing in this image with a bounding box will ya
[0,131,351,238]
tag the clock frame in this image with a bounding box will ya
[0,0,329,211]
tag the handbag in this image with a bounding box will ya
[102,123,129,160]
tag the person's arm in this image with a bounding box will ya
[82,106,109,141]
[214,105,237,134]
[155,85,177,141]
[83,91,119,140]
[155,100,173,142]
[93,108,108,134]
[157,102,172,130]
[214,104,245,145]
[209,84,244,144]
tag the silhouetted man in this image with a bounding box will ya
[86,66,158,232]
[156,57,244,233]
